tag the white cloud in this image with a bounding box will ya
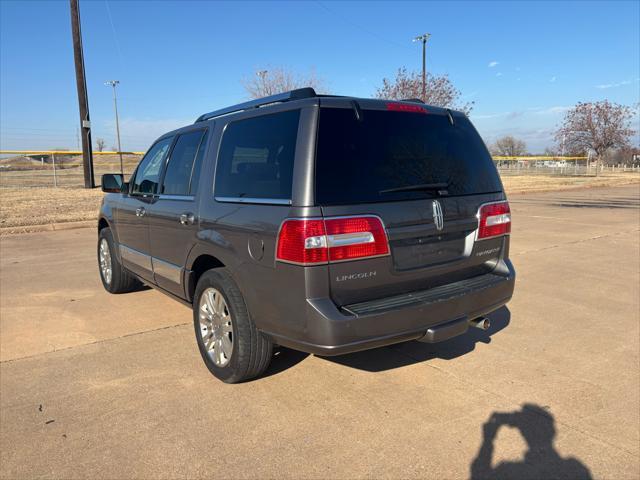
[488,61,499,68]
[595,78,637,89]
[472,106,569,121]
[550,76,557,83]
[534,106,570,115]
[496,72,503,77]
[472,112,508,119]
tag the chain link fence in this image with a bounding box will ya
[0,151,142,188]
[494,157,640,176]
[1,152,639,188]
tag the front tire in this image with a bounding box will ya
[193,269,273,383]
[98,227,141,294]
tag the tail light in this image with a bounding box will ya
[276,216,389,265]
[477,201,511,240]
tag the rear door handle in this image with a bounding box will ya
[179,213,195,225]
[135,207,146,217]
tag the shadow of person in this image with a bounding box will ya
[470,404,592,480]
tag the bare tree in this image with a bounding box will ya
[555,101,636,175]
[243,66,328,99]
[375,67,474,114]
[491,136,527,157]
[95,138,106,152]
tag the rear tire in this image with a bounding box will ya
[193,269,273,383]
[98,227,141,294]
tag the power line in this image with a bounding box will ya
[104,0,125,72]
[314,1,407,50]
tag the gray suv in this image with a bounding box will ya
[98,88,515,383]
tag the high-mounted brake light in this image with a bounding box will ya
[276,216,389,265]
[385,102,428,114]
[477,201,511,240]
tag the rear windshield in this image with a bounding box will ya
[315,107,502,205]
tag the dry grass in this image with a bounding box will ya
[0,187,103,229]
[0,173,638,232]
[502,172,640,194]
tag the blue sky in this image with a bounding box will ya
[1,0,638,153]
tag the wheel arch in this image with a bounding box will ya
[185,253,226,302]
[98,217,110,232]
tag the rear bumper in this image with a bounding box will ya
[265,259,515,356]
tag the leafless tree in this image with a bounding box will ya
[491,136,527,157]
[95,138,106,152]
[243,66,328,99]
[375,67,474,114]
[555,101,636,175]
[606,146,640,166]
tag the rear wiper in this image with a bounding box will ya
[379,182,449,195]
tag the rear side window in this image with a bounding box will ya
[315,108,502,205]
[161,130,207,195]
[214,110,300,201]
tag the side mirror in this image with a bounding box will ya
[101,173,124,193]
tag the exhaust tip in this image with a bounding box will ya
[470,317,491,331]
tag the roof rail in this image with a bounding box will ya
[401,98,425,104]
[195,87,317,122]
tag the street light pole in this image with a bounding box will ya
[413,33,431,102]
[105,80,123,176]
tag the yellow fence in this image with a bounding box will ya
[492,156,587,161]
[0,150,145,155]
[1,151,589,161]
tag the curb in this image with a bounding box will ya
[0,220,94,236]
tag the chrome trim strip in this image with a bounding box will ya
[151,257,182,284]
[327,232,375,247]
[119,245,152,271]
[157,194,195,201]
[214,196,292,206]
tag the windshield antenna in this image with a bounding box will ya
[351,100,363,122]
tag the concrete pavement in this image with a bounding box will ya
[1,185,639,479]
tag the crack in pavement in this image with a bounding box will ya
[0,321,190,364]
[512,228,640,256]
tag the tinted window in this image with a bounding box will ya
[315,108,503,205]
[132,137,173,195]
[214,110,300,200]
[189,130,208,195]
[161,130,206,195]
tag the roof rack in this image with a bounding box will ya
[195,87,317,123]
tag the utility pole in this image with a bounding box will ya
[70,0,94,188]
[413,33,431,102]
[105,80,123,175]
